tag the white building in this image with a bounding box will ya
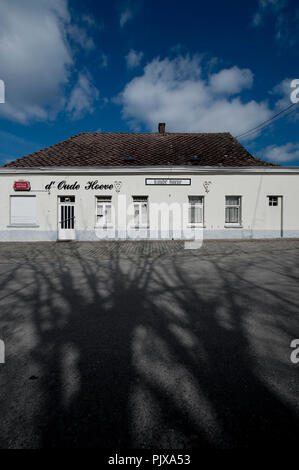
[1,124,298,242]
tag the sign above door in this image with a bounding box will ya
[145,178,191,186]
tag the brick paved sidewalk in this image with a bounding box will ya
[0,238,298,261]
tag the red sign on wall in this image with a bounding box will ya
[13,181,31,191]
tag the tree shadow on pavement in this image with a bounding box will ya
[0,245,299,448]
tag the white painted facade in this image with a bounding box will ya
[0,166,299,241]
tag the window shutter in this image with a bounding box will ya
[11,196,36,225]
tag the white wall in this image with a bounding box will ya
[0,169,298,241]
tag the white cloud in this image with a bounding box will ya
[271,78,294,108]
[209,66,253,95]
[252,0,284,26]
[120,8,133,27]
[67,24,95,51]
[252,11,263,27]
[66,73,99,120]
[262,143,299,162]
[252,0,298,48]
[270,78,299,122]
[100,53,108,68]
[81,13,105,31]
[118,55,271,136]
[0,0,99,124]
[125,50,144,69]
[82,14,96,27]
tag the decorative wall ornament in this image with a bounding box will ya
[114,181,122,193]
[203,181,212,193]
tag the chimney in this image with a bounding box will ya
[158,122,166,134]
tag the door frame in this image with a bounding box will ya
[267,195,283,238]
[57,196,76,240]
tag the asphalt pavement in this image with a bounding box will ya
[0,239,299,448]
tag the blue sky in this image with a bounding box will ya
[0,0,298,165]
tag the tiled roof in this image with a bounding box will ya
[3,132,276,167]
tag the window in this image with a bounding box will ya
[96,196,112,226]
[133,196,148,227]
[268,196,278,207]
[10,196,36,225]
[60,196,75,203]
[225,196,241,225]
[188,196,204,225]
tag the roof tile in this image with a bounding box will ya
[3,132,276,167]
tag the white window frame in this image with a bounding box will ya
[188,196,204,227]
[9,195,37,227]
[96,196,113,228]
[132,196,149,228]
[225,196,242,226]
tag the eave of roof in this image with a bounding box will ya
[0,166,296,174]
